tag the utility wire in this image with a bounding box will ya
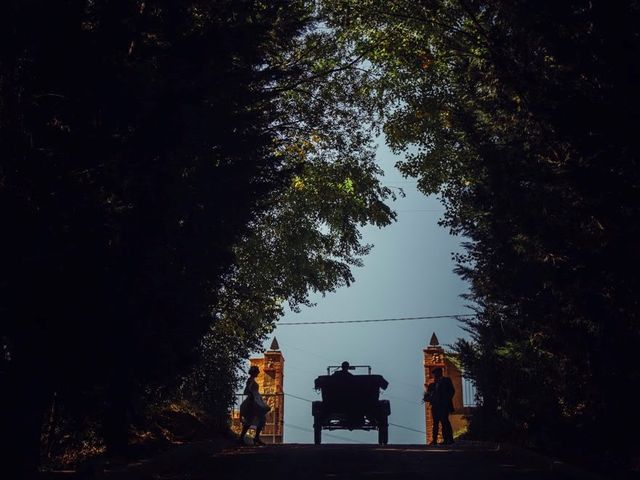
[279,314,475,325]
[285,392,314,403]
[380,393,423,407]
[284,422,359,443]
[388,422,426,435]
[397,209,444,212]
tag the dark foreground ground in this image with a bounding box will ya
[68,441,604,480]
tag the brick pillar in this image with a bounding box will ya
[423,332,466,444]
[231,338,285,444]
[251,338,285,444]
[423,333,446,444]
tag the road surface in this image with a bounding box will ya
[136,442,601,479]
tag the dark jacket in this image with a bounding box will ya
[424,376,455,413]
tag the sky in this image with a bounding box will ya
[259,141,472,444]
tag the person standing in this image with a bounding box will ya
[239,365,270,446]
[424,367,455,445]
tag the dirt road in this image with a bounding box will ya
[142,442,601,480]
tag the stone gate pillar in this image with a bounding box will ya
[423,332,465,444]
[231,337,285,444]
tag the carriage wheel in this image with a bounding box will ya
[378,424,388,445]
[314,424,322,445]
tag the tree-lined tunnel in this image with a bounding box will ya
[3,1,640,478]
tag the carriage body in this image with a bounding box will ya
[312,366,390,444]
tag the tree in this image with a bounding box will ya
[1,1,398,471]
[322,0,640,465]
[0,0,315,470]
[180,24,396,426]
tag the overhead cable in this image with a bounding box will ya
[279,314,475,326]
[284,422,359,443]
[284,392,313,403]
[388,422,426,435]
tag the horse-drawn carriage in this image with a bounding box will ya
[312,364,390,445]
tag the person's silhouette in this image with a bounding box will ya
[331,361,358,425]
[424,367,455,445]
[239,365,270,446]
[333,361,353,376]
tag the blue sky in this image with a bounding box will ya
[262,142,472,444]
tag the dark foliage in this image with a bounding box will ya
[1,1,397,473]
[324,0,640,472]
[0,0,313,472]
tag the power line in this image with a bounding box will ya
[284,422,359,443]
[388,422,426,435]
[285,392,314,403]
[279,314,475,325]
[380,393,423,406]
[397,209,444,213]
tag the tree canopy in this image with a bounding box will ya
[0,1,394,472]
[323,0,640,467]
[4,0,639,474]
